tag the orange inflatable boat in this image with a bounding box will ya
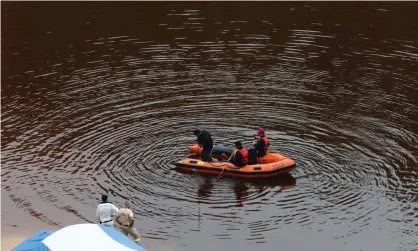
[174,145,296,178]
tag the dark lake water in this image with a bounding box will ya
[2,2,418,251]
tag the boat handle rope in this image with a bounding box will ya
[217,165,228,179]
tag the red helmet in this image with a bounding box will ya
[257,128,265,135]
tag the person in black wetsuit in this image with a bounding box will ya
[194,129,213,162]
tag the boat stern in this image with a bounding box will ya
[188,144,202,155]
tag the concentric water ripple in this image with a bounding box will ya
[2,2,418,251]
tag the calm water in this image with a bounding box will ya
[2,2,418,251]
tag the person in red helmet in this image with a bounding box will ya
[254,128,269,157]
[248,128,269,164]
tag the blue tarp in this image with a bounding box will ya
[12,224,147,251]
[12,231,54,251]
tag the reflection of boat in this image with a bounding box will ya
[192,174,297,207]
[248,173,296,190]
[174,145,296,179]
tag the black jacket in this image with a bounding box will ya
[254,137,269,157]
[197,130,213,150]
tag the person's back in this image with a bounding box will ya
[116,201,141,244]
[198,130,213,150]
[117,208,133,226]
[194,129,214,162]
[96,195,119,228]
[229,141,248,167]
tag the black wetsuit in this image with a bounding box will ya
[254,137,268,157]
[197,130,213,161]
